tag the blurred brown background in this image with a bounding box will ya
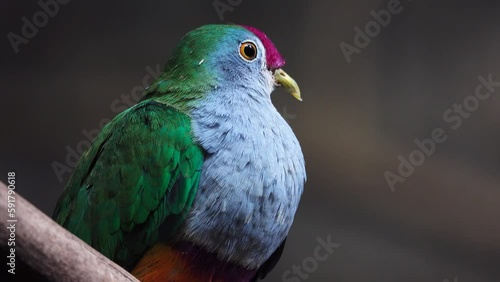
[1,0,499,281]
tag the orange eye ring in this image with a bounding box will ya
[239,41,258,61]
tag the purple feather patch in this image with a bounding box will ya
[241,25,285,70]
[174,242,257,282]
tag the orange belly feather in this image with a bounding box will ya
[131,242,257,282]
[131,243,201,282]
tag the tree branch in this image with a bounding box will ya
[0,181,139,282]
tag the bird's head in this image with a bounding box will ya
[237,24,302,101]
[148,24,301,106]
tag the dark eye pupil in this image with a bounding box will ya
[244,44,256,58]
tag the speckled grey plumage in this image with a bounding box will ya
[176,29,306,269]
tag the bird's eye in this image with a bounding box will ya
[239,41,257,61]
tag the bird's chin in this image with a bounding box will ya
[264,69,277,94]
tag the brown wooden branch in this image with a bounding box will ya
[0,181,139,282]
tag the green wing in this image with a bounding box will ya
[53,100,204,269]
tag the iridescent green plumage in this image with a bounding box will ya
[53,100,204,269]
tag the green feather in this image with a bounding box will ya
[53,100,204,269]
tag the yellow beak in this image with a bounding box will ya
[274,69,302,101]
